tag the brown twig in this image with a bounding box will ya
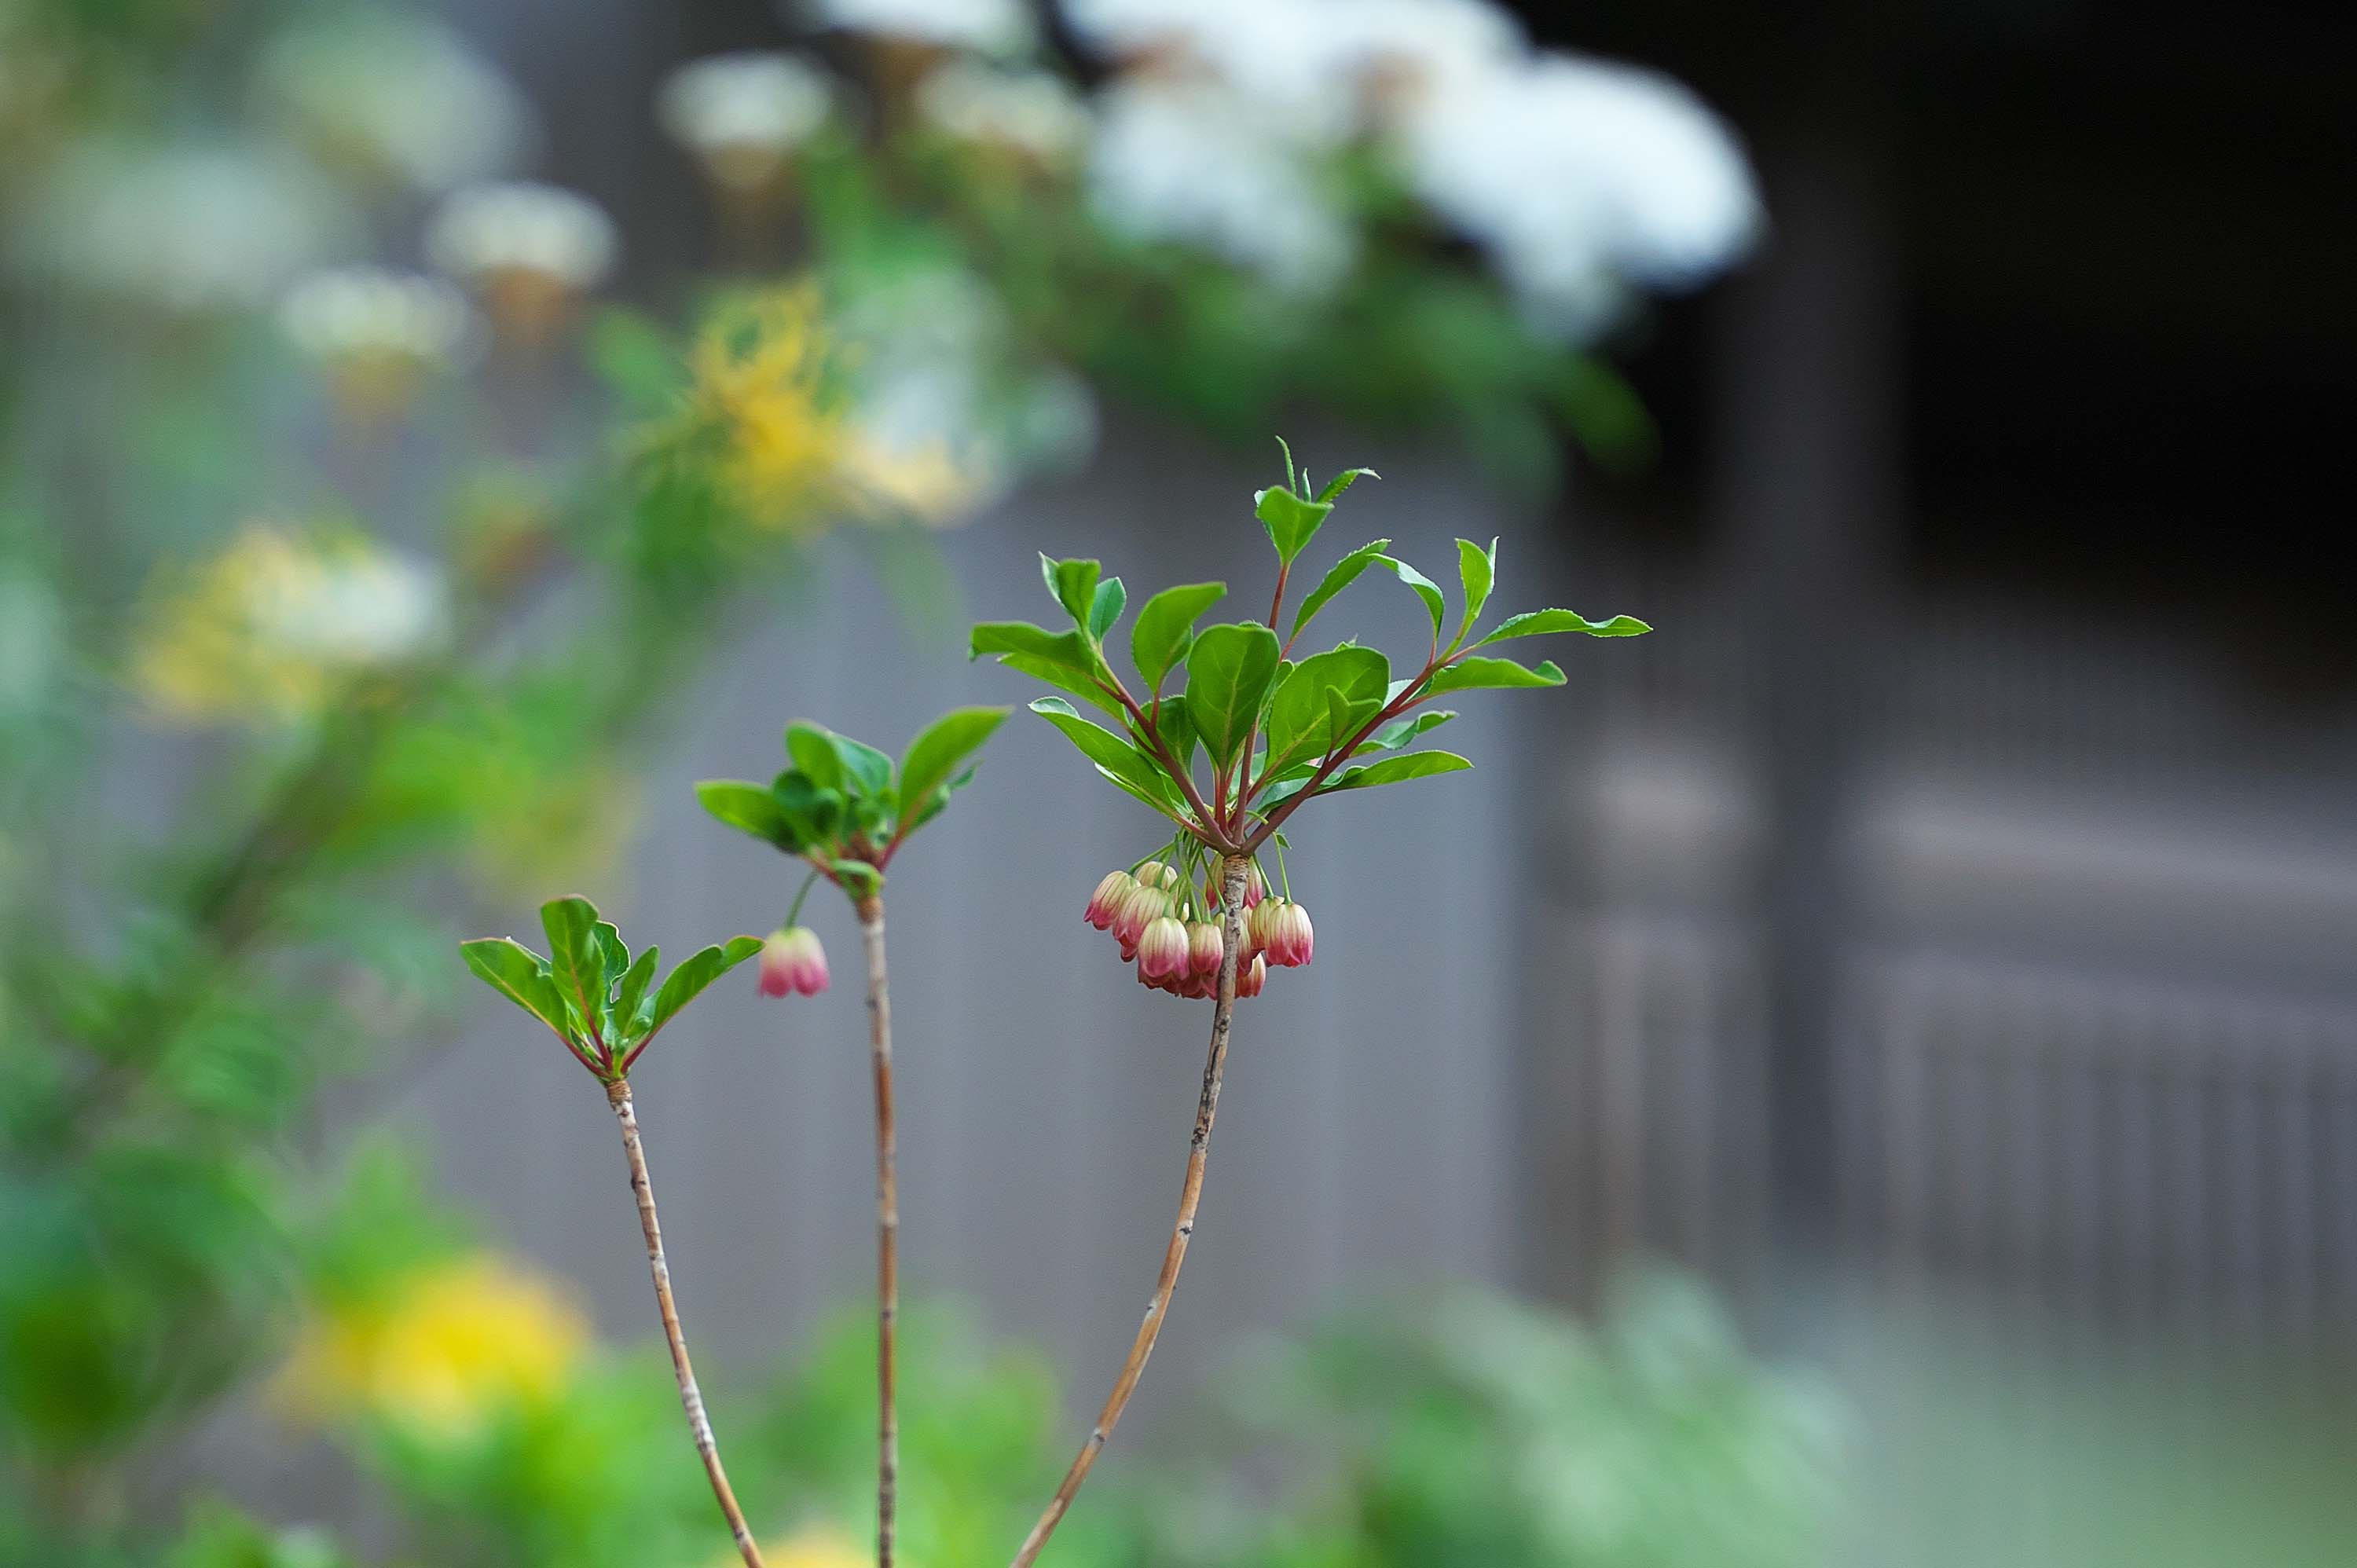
[857,894,901,1568]
[1010,855,1248,1566]
[607,1079,767,1568]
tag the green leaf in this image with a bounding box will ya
[1094,761,1188,821]
[538,896,602,1030]
[1088,577,1126,641]
[1375,555,1446,639]
[614,946,659,1041]
[896,705,1010,824]
[971,619,1098,673]
[642,936,764,1044]
[772,771,842,849]
[1424,656,1567,694]
[784,721,845,792]
[1255,485,1333,565]
[1360,710,1457,753]
[458,938,575,1043]
[1477,607,1652,643]
[1275,434,1297,494]
[1321,750,1475,792]
[829,731,894,799]
[1317,467,1377,504]
[1031,698,1182,811]
[1183,622,1282,767]
[1041,555,1101,627]
[999,651,1124,718]
[696,779,791,847]
[1288,539,1391,643]
[1131,582,1226,691]
[1264,645,1390,766]
[1142,691,1197,771]
[1456,537,1497,632]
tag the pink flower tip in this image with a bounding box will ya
[758,925,829,998]
[1237,952,1267,998]
[1188,919,1223,977]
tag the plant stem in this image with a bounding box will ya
[607,1079,767,1568]
[1010,855,1248,1567]
[858,894,901,1568]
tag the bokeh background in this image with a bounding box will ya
[4,1,2352,1565]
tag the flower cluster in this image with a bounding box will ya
[1083,855,1312,999]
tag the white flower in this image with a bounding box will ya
[1088,76,1354,295]
[658,51,833,174]
[916,61,1091,161]
[425,181,618,291]
[1398,51,1761,338]
[257,10,535,193]
[800,0,1034,53]
[9,140,356,313]
[251,547,446,669]
[279,267,475,370]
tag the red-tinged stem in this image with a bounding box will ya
[1266,562,1290,630]
[1009,855,1251,1566]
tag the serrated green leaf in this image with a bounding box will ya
[1321,750,1474,792]
[1088,577,1126,641]
[696,779,791,847]
[1317,467,1377,504]
[896,705,1010,826]
[1031,697,1182,811]
[1264,645,1389,768]
[1255,486,1334,565]
[1477,607,1652,643]
[772,771,842,849]
[1288,539,1391,643]
[784,721,844,791]
[641,936,764,1045]
[1183,622,1282,767]
[1276,434,1297,494]
[1456,537,1497,632]
[1374,555,1446,639]
[1131,582,1226,691]
[458,938,574,1043]
[1424,656,1566,694]
[1041,555,1102,627]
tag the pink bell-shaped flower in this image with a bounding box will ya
[1187,919,1223,977]
[757,925,830,997]
[1237,952,1268,998]
[1136,914,1189,982]
[1258,899,1314,968]
[1084,870,1135,930]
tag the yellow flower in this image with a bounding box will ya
[130,522,445,722]
[277,1254,589,1441]
[837,430,993,529]
[680,285,852,530]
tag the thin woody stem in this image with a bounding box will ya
[858,895,901,1568]
[1010,855,1249,1568]
[607,1080,767,1568]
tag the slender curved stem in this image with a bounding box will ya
[607,1080,767,1568]
[1010,855,1249,1566]
[856,895,902,1568]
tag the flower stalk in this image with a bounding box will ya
[609,1079,767,1568]
[1010,854,1251,1568]
[858,892,901,1568]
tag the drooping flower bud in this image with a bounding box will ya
[1111,879,1166,947]
[1135,859,1172,889]
[1136,914,1189,981]
[1237,952,1267,998]
[1242,860,1266,908]
[758,925,830,996]
[1084,870,1135,930]
[1259,899,1314,968]
[1187,919,1223,977]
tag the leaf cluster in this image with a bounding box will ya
[970,441,1649,855]
[692,707,1010,896]
[459,897,761,1083]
